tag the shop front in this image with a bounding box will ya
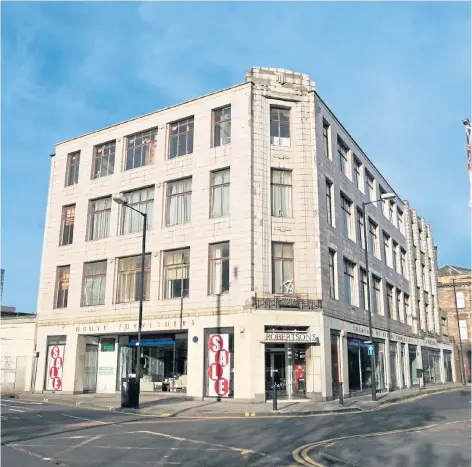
[421,348,442,385]
[443,350,453,382]
[263,327,319,401]
[409,345,419,385]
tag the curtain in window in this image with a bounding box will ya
[89,198,111,240]
[211,170,230,218]
[164,250,189,298]
[271,171,292,217]
[117,255,150,303]
[167,179,191,226]
[210,243,229,294]
[82,262,107,306]
[122,188,154,234]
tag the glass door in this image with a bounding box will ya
[83,344,98,393]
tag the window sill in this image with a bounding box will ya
[123,164,154,172]
[167,153,192,161]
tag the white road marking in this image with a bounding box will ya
[61,414,108,424]
[1,399,43,405]
[2,404,36,411]
[8,408,25,413]
[1,416,9,420]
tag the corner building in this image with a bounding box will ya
[35,67,455,400]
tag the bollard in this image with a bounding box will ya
[272,383,278,411]
[339,381,344,406]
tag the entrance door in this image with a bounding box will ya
[265,349,287,399]
[83,344,99,393]
[14,356,27,391]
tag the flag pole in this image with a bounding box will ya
[463,118,472,208]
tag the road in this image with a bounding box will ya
[1,388,470,467]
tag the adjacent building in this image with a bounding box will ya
[438,265,471,383]
[34,67,454,400]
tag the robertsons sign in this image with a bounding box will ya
[263,332,319,344]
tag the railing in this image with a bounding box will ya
[252,294,322,311]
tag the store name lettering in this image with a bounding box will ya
[75,319,196,334]
[264,332,319,343]
[351,325,438,346]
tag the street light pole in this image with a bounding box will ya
[113,195,147,409]
[452,278,466,386]
[361,192,396,402]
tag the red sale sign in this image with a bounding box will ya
[207,334,230,397]
[45,345,65,391]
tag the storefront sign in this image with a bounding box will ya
[74,318,196,334]
[207,334,230,398]
[98,366,114,376]
[263,332,319,344]
[45,345,64,391]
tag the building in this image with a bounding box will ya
[1,312,36,391]
[34,67,454,400]
[438,265,471,383]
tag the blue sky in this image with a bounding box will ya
[1,2,471,313]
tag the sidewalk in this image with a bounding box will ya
[3,383,467,418]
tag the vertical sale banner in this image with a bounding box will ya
[207,334,230,397]
[45,345,65,391]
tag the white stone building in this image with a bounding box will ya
[34,67,455,401]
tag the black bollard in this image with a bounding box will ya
[272,383,278,411]
[339,381,344,406]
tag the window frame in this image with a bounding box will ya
[359,267,368,310]
[365,170,375,201]
[208,242,230,295]
[372,275,381,314]
[326,179,334,226]
[116,254,151,303]
[272,242,294,295]
[87,196,112,241]
[392,241,398,272]
[124,128,158,171]
[120,186,154,235]
[91,140,116,179]
[337,137,349,177]
[163,248,190,299]
[383,232,391,267]
[271,169,293,217]
[210,168,230,219]
[323,119,331,159]
[212,106,231,147]
[165,177,192,227]
[386,284,394,319]
[368,220,379,257]
[81,260,107,307]
[59,204,75,246]
[270,106,291,146]
[329,249,337,299]
[343,258,355,306]
[340,193,353,239]
[353,156,362,191]
[356,207,365,248]
[65,151,80,187]
[54,265,70,309]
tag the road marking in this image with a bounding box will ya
[8,408,25,413]
[6,443,64,466]
[1,399,43,405]
[54,435,102,457]
[61,413,108,424]
[292,418,472,467]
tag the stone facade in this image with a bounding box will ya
[33,67,454,401]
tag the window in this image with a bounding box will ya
[272,243,294,294]
[359,268,368,310]
[389,202,395,224]
[92,141,115,179]
[396,290,401,321]
[116,255,151,303]
[459,319,468,340]
[82,261,107,306]
[121,187,154,234]
[59,205,75,246]
[456,291,465,309]
[379,186,387,214]
[383,233,391,267]
[210,169,230,218]
[353,156,362,190]
[329,249,337,299]
[372,276,381,314]
[166,178,192,226]
[392,241,398,272]
[65,151,80,186]
[323,119,331,158]
[343,259,355,306]
[400,249,407,277]
[356,208,365,248]
[125,128,157,170]
[270,107,290,146]
[340,193,353,238]
[88,197,111,241]
[326,179,334,226]
[365,170,375,201]
[397,209,404,234]
[386,285,394,319]
[212,106,231,147]
[338,138,349,176]
[368,220,379,257]
[422,265,426,289]
[55,266,70,308]
[271,170,292,217]
[163,249,189,299]
[404,295,411,324]
[209,242,229,294]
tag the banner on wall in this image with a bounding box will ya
[207,334,230,398]
[45,345,65,391]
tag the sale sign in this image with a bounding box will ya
[45,345,65,391]
[207,334,230,397]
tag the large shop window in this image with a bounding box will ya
[443,351,453,382]
[45,336,67,391]
[389,343,398,389]
[331,333,341,398]
[204,327,234,398]
[347,337,386,394]
[119,333,188,392]
[409,345,419,385]
[272,243,294,294]
[422,349,441,384]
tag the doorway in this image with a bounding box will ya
[83,344,99,393]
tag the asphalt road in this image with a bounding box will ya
[1,388,470,467]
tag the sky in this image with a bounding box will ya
[1,1,471,313]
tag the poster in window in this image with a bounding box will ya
[207,334,230,397]
[45,345,65,391]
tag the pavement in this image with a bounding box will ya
[1,387,470,467]
[2,383,467,418]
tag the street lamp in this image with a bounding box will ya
[362,191,396,401]
[113,194,147,409]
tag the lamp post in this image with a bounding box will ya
[113,194,147,409]
[452,278,467,385]
[362,192,396,401]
